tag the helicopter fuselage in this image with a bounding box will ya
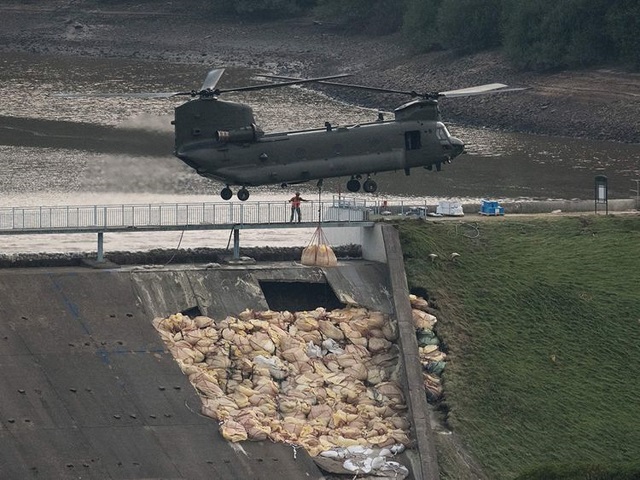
[57,68,517,201]
[174,97,465,192]
[177,119,462,186]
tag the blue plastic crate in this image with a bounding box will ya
[480,200,504,216]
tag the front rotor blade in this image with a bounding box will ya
[260,74,422,97]
[54,92,183,99]
[218,73,351,94]
[200,68,225,91]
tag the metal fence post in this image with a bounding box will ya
[233,227,240,259]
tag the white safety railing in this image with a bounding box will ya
[330,196,431,215]
[0,200,372,233]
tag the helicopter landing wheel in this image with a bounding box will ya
[237,188,250,201]
[347,178,361,192]
[363,178,377,193]
[220,187,233,201]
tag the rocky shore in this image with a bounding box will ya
[1,0,638,143]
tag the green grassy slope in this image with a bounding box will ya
[397,215,640,479]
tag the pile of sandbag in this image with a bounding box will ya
[315,444,409,479]
[410,294,446,402]
[152,305,409,457]
[301,226,338,267]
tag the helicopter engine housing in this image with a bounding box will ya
[215,124,264,144]
[174,97,257,152]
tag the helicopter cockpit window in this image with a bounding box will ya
[436,124,451,141]
[405,131,421,150]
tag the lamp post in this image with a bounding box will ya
[594,175,608,215]
[631,179,640,211]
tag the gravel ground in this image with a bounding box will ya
[1,0,638,143]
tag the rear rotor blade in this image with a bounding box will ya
[55,68,228,99]
[200,68,225,91]
[261,75,527,99]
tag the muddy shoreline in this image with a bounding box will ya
[1,0,638,144]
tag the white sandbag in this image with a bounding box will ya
[315,244,338,267]
[301,244,319,266]
[238,309,255,321]
[221,420,248,442]
[194,315,214,328]
[368,337,392,354]
[409,294,430,312]
[298,329,323,345]
[192,371,224,398]
[322,338,344,354]
[412,309,437,330]
[294,315,319,332]
[307,341,323,358]
[248,331,276,354]
[254,354,288,380]
[374,382,405,405]
[381,321,398,341]
[300,226,338,266]
[344,364,368,382]
[253,377,280,397]
[318,320,345,341]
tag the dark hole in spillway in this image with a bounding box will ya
[260,281,345,312]
[181,306,203,317]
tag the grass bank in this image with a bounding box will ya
[397,214,640,479]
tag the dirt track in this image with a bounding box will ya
[1,0,639,143]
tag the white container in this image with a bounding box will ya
[436,201,464,216]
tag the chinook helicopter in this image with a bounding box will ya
[61,69,520,201]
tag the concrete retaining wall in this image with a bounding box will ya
[379,225,440,480]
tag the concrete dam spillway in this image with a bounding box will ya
[0,224,439,479]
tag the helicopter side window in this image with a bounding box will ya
[405,131,421,150]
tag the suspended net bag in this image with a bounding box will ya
[301,226,338,267]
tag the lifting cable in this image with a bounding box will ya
[316,179,323,227]
[163,229,186,266]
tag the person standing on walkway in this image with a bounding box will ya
[289,192,308,222]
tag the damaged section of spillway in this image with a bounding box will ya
[151,290,446,478]
[153,306,411,477]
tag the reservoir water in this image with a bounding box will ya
[1,52,638,253]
